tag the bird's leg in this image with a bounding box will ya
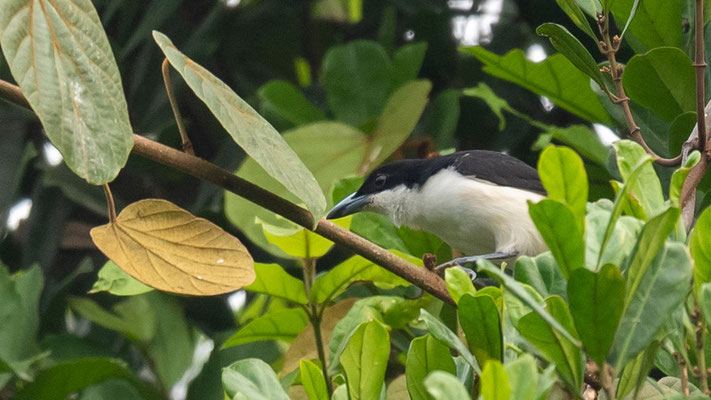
[433,251,518,275]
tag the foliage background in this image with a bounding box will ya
[0,0,685,398]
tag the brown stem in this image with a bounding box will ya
[161,58,194,155]
[0,78,453,304]
[695,0,708,152]
[676,351,691,397]
[103,184,117,223]
[596,17,681,167]
[600,363,615,400]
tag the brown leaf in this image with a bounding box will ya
[91,199,254,295]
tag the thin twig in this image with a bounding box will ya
[162,58,194,155]
[694,0,708,152]
[0,78,453,304]
[676,351,691,397]
[102,184,117,223]
[596,15,681,167]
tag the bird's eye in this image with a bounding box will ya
[374,175,387,188]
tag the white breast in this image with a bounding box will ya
[368,168,547,256]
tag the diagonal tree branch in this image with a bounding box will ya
[0,78,453,304]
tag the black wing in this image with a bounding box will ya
[443,151,546,195]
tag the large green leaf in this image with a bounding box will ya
[518,296,583,390]
[458,294,502,364]
[624,207,681,303]
[321,40,393,127]
[537,145,588,232]
[153,31,325,221]
[611,242,692,370]
[0,0,133,184]
[623,47,695,122]
[341,321,390,400]
[419,309,480,373]
[257,80,325,126]
[504,355,539,400]
[614,140,664,217]
[444,267,477,304]
[392,42,428,87]
[222,359,289,400]
[226,80,430,256]
[245,263,308,305]
[536,23,605,89]
[405,335,456,400]
[16,358,136,400]
[222,308,308,349]
[310,253,412,304]
[690,207,711,293]
[0,265,43,376]
[300,360,329,400]
[567,265,625,366]
[529,199,585,278]
[463,47,609,123]
[611,0,682,52]
[514,253,567,300]
[423,371,471,400]
[479,261,580,346]
[554,0,598,40]
[480,360,510,400]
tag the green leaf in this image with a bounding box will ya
[699,283,711,331]
[619,0,642,39]
[542,125,609,166]
[311,253,412,304]
[463,47,609,123]
[536,23,605,89]
[553,0,598,40]
[245,263,308,304]
[479,260,581,346]
[691,207,711,293]
[538,145,588,231]
[623,47,695,122]
[529,199,585,278]
[89,261,153,296]
[514,253,567,300]
[504,355,539,400]
[518,296,583,390]
[222,308,308,349]
[611,242,692,370]
[406,335,456,400]
[458,294,502,364]
[257,80,325,126]
[261,216,351,259]
[423,371,471,400]
[321,40,393,127]
[614,140,664,216]
[670,151,699,207]
[393,42,428,87]
[16,358,135,400]
[153,31,326,221]
[567,265,625,366]
[226,81,430,256]
[444,267,477,303]
[0,265,43,376]
[480,360,510,400]
[611,0,682,52]
[340,321,390,400]
[0,0,133,184]
[222,358,289,400]
[616,341,661,400]
[625,207,681,304]
[68,295,155,342]
[300,360,329,400]
[419,309,480,373]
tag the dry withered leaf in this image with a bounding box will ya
[91,199,254,295]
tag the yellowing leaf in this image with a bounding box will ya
[90,199,254,295]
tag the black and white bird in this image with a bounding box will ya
[326,150,548,267]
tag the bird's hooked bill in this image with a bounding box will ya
[326,193,370,219]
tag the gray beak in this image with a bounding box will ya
[327,193,370,219]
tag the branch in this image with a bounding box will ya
[695,0,708,152]
[0,79,453,304]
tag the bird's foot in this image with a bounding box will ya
[433,251,517,276]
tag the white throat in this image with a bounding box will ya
[366,168,547,256]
